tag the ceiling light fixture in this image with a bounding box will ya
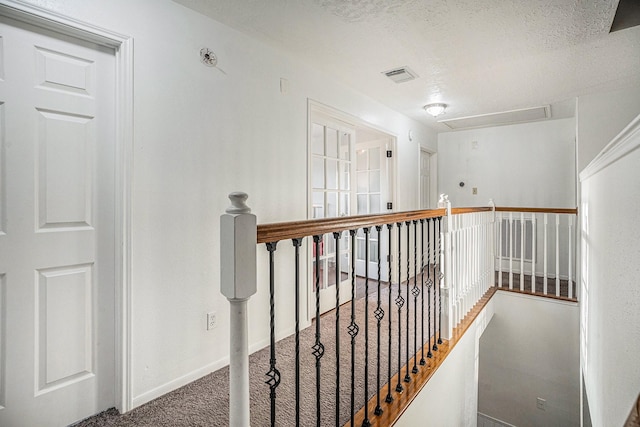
[424,103,447,117]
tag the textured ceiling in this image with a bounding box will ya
[174,0,640,131]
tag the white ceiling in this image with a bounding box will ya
[174,0,640,131]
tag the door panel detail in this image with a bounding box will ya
[35,46,94,96]
[37,109,94,230]
[0,273,5,409]
[0,103,4,235]
[36,264,94,394]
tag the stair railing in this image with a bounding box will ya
[220,192,500,426]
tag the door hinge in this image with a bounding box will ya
[387,202,393,210]
[386,150,393,158]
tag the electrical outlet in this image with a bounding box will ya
[472,187,478,195]
[207,312,217,330]
[536,397,546,410]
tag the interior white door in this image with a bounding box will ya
[0,16,115,427]
[355,139,392,281]
[420,149,431,209]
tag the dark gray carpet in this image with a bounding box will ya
[74,273,442,427]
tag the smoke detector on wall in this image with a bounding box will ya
[200,47,218,67]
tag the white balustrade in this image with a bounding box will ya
[493,208,577,300]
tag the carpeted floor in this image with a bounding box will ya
[74,274,441,427]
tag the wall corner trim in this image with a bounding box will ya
[580,112,640,182]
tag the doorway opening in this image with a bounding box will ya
[308,102,396,316]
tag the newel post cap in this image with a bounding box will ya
[220,192,257,300]
[226,192,251,214]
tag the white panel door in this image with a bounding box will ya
[0,16,115,427]
[420,149,431,209]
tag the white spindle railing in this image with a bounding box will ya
[442,199,496,332]
[494,208,577,300]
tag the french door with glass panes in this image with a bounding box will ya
[355,140,392,281]
[310,118,355,314]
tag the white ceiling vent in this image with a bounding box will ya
[382,67,418,84]
[439,105,551,130]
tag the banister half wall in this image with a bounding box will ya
[219,193,578,426]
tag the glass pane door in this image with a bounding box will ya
[355,140,391,281]
[310,120,354,313]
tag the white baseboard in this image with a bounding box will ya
[132,357,230,409]
[478,412,517,427]
[131,323,304,410]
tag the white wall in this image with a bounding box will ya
[19,0,437,408]
[396,293,495,427]
[437,118,576,208]
[478,292,580,427]
[576,84,640,172]
[580,114,640,426]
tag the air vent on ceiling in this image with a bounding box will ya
[382,67,418,84]
[439,105,551,130]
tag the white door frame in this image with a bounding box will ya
[0,0,134,413]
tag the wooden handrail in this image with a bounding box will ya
[450,206,493,214]
[495,206,578,214]
[257,208,446,243]
[256,206,577,243]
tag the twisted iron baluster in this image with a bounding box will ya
[362,227,371,427]
[395,222,404,393]
[404,221,411,383]
[385,223,394,403]
[427,219,433,359]
[432,218,439,351]
[412,220,420,374]
[292,238,302,426]
[348,230,359,426]
[312,235,325,427]
[420,219,426,366]
[437,217,443,345]
[333,231,341,427]
[374,225,384,416]
[265,242,281,427]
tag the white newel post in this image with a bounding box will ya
[220,192,257,427]
[439,194,454,340]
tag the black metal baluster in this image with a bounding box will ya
[312,235,325,427]
[427,219,433,359]
[348,230,359,426]
[420,219,426,366]
[432,217,439,352]
[333,232,341,427]
[431,218,440,351]
[412,220,420,374]
[437,217,443,345]
[395,222,404,393]
[292,238,302,426]
[265,242,281,427]
[404,221,411,383]
[362,227,371,427]
[385,223,394,403]
[374,225,384,416]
